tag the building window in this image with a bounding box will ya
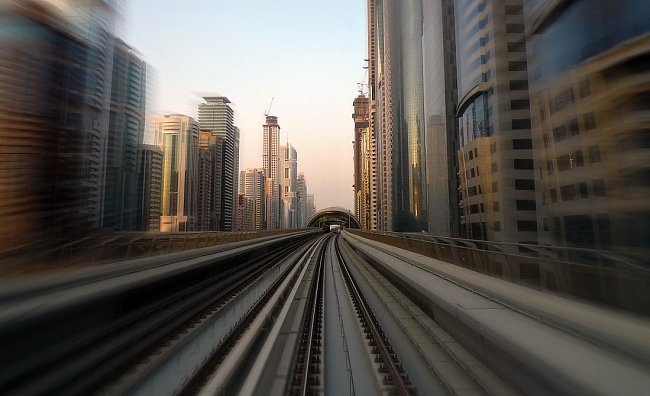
[543,133,550,148]
[492,181,498,193]
[506,24,525,34]
[510,80,529,90]
[568,118,580,136]
[470,168,475,178]
[468,186,478,196]
[476,166,480,176]
[508,61,527,71]
[493,201,500,211]
[512,119,531,129]
[560,184,577,201]
[550,188,557,203]
[491,162,498,173]
[515,179,535,190]
[490,142,497,153]
[579,182,589,198]
[517,220,538,232]
[285,168,289,178]
[549,88,575,114]
[507,42,526,52]
[511,99,530,111]
[494,221,501,231]
[588,145,601,163]
[553,125,567,142]
[514,159,534,170]
[593,179,606,196]
[547,160,554,175]
[584,112,596,130]
[470,204,480,214]
[516,199,536,211]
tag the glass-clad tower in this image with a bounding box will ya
[373,0,428,232]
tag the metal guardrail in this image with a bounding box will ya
[349,230,650,315]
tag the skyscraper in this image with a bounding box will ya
[525,0,650,259]
[353,95,372,229]
[196,132,214,231]
[157,114,199,232]
[370,0,429,232]
[422,0,460,236]
[198,130,224,231]
[262,115,281,229]
[198,96,238,231]
[366,0,379,230]
[280,144,298,228]
[0,1,89,253]
[454,0,537,243]
[296,173,308,228]
[240,168,265,231]
[103,39,146,231]
[137,145,163,231]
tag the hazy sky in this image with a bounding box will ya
[123,0,367,211]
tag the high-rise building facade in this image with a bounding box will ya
[306,194,316,224]
[262,115,281,229]
[454,0,537,243]
[103,39,146,231]
[525,0,650,259]
[366,0,379,230]
[240,168,265,231]
[198,130,224,231]
[280,144,298,228]
[196,132,214,231]
[0,1,89,253]
[137,145,163,231]
[353,95,372,229]
[296,173,308,227]
[198,97,238,231]
[157,114,199,232]
[422,0,460,236]
[370,0,429,232]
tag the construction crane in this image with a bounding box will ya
[264,97,274,116]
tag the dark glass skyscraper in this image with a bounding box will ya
[422,0,460,236]
[372,0,428,232]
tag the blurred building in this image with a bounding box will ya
[157,114,199,232]
[137,144,163,231]
[454,0,537,243]
[198,97,238,231]
[422,0,460,237]
[198,130,225,231]
[239,168,265,231]
[352,95,372,229]
[236,193,254,232]
[196,134,213,231]
[280,144,298,228]
[103,38,146,231]
[262,115,281,229]
[0,1,90,254]
[525,0,650,259]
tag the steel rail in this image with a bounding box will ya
[182,236,325,395]
[334,235,411,396]
[297,234,326,395]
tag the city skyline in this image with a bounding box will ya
[124,0,366,211]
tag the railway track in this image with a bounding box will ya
[1,230,545,395]
[0,231,320,395]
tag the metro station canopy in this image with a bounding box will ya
[306,207,361,229]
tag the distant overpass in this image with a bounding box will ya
[306,206,361,229]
